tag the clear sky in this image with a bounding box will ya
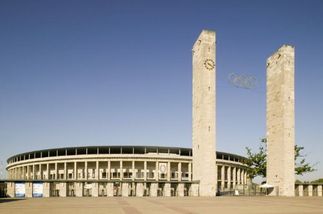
[0,0,322,181]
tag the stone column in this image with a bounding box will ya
[75,182,83,197]
[31,165,34,179]
[122,183,129,197]
[155,161,159,181]
[150,183,158,197]
[190,184,199,196]
[308,185,313,197]
[64,162,67,180]
[244,170,247,185]
[266,45,295,197]
[317,185,322,197]
[192,30,217,197]
[132,161,135,181]
[107,161,111,180]
[120,161,123,179]
[17,167,21,179]
[221,165,225,190]
[43,182,50,197]
[39,164,42,180]
[232,167,236,188]
[178,162,182,181]
[6,182,15,197]
[237,168,241,185]
[27,165,30,180]
[45,164,48,180]
[55,162,58,180]
[107,183,114,197]
[92,183,98,197]
[164,183,171,197]
[136,183,144,197]
[188,162,192,181]
[59,183,67,197]
[227,166,231,189]
[25,182,33,198]
[298,185,303,197]
[74,162,77,180]
[85,161,88,180]
[167,161,171,181]
[144,161,147,181]
[16,168,19,179]
[96,161,99,180]
[22,166,26,180]
[177,183,184,197]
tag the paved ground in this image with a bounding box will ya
[1,197,323,214]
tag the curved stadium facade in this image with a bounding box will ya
[6,146,249,197]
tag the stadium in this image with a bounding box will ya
[5,145,249,197]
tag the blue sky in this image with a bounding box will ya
[0,0,322,181]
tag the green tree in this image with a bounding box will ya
[245,138,316,180]
[311,178,323,183]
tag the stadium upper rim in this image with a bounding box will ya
[7,145,247,164]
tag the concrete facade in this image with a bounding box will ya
[192,30,217,196]
[43,182,50,197]
[5,146,248,198]
[266,45,295,196]
[136,183,144,197]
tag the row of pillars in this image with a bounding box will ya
[296,185,323,197]
[6,182,199,198]
[219,165,248,190]
[8,161,192,182]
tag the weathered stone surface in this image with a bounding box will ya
[6,182,15,197]
[106,183,114,197]
[190,183,199,196]
[25,182,32,198]
[192,29,217,197]
[150,183,158,197]
[317,185,322,197]
[43,182,50,197]
[75,182,83,197]
[164,183,171,197]
[177,183,184,197]
[121,183,129,197]
[59,182,67,197]
[266,45,295,196]
[92,183,98,197]
[135,183,143,197]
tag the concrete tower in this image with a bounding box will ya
[192,30,217,196]
[266,45,295,196]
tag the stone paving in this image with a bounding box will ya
[1,197,323,214]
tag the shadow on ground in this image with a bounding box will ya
[0,198,25,203]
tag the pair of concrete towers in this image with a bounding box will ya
[192,30,295,196]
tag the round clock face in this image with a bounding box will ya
[204,59,215,70]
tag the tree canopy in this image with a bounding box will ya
[245,139,316,180]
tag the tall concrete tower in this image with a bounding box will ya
[266,45,295,196]
[192,30,217,196]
